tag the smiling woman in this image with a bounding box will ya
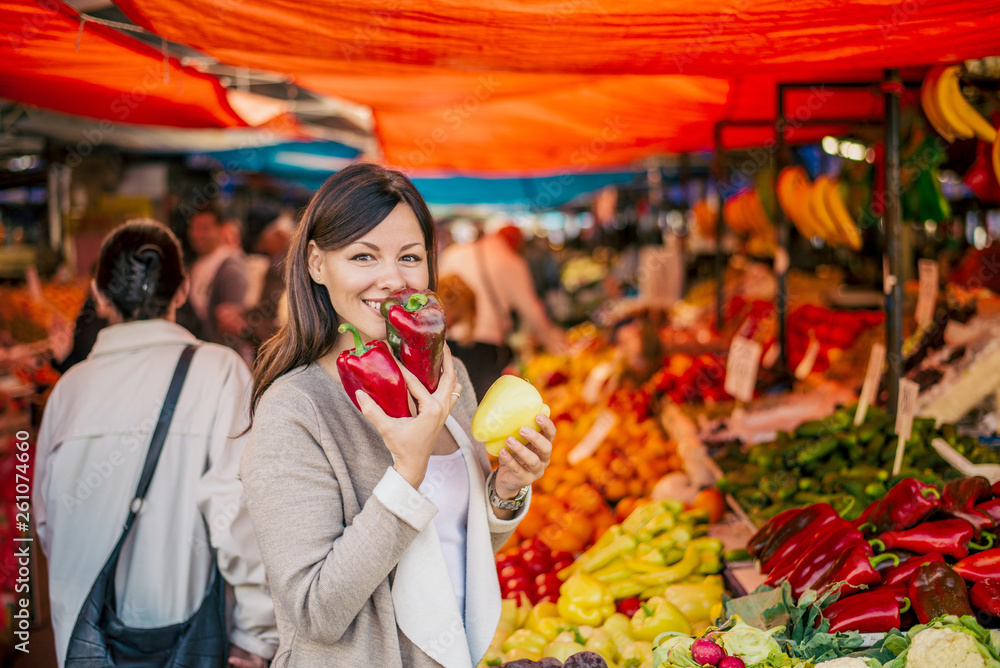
[238,163,556,668]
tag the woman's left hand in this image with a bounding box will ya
[493,410,555,499]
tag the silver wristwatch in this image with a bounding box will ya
[487,470,529,511]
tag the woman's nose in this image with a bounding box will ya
[376,263,407,291]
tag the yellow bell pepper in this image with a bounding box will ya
[515,591,534,629]
[629,597,691,641]
[584,628,619,663]
[471,376,549,456]
[504,647,542,662]
[601,613,634,654]
[557,573,616,626]
[542,640,586,663]
[592,560,634,583]
[620,641,654,668]
[501,628,547,655]
[525,601,560,632]
[535,616,566,642]
[662,576,724,623]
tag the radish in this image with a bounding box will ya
[718,657,747,668]
[691,637,726,665]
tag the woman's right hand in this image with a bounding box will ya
[355,346,461,489]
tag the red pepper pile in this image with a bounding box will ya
[495,538,575,604]
[749,476,1000,633]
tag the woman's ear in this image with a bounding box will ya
[171,275,191,311]
[91,279,120,323]
[306,240,325,285]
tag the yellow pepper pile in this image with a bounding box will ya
[479,500,727,667]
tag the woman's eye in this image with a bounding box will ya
[401,254,423,262]
[351,253,374,261]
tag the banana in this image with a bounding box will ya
[993,130,1000,190]
[747,189,772,234]
[821,176,863,251]
[934,65,976,140]
[943,69,997,143]
[777,167,817,239]
[808,178,842,246]
[724,195,744,234]
[921,67,955,142]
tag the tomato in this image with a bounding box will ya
[501,576,531,594]
[503,587,531,601]
[520,548,553,577]
[495,554,522,572]
[691,488,728,523]
[499,564,528,582]
[617,597,643,618]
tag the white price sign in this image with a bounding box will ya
[915,259,939,327]
[725,336,763,403]
[794,337,821,380]
[891,378,921,476]
[854,343,887,426]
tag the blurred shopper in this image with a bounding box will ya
[34,219,278,668]
[438,224,565,400]
[187,205,249,351]
[216,201,292,362]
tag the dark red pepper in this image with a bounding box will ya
[953,547,1000,582]
[765,517,858,585]
[856,478,941,536]
[876,519,995,560]
[875,549,918,574]
[881,553,946,586]
[969,579,1000,616]
[814,544,899,597]
[992,480,1000,498]
[381,289,447,393]
[336,323,412,418]
[908,561,974,623]
[936,507,995,536]
[747,507,801,559]
[942,476,993,510]
[823,588,911,633]
[760,504,840,574]
[772,523,866,598]
[977,498,1000,525]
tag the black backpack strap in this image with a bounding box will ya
[122,344,199,535]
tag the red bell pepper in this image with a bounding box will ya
[969,579,1000,616]
[760,504,840,574]
[936,507,995,536]
[908,561,974,623]
[876,519,995,560]
[856,478,941,536]
[875,549,917,574]
[942,476,993,510]
[953,547,1000,582]
[814,544,899,597]
[992,480,1000,498]
[823,588,911,633]
[336,323,412,418]
[772,523,866,598]
[748,507,801,559]
[881,553,946,586]
[381,289,447,393]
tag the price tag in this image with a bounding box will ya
[794,337,821,380]
[891,378,921,476]
[854,343,886,426]
[725,336,763,403]
[568,410,618,465]
[915,259,939,327]
[581,361,618,405]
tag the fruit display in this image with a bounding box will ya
[777,167,863,250]
[0,281,88,344]
[920,65,997,144]
[505,485,618,555]
[715,404,1000,525]
[749,476,1000,633]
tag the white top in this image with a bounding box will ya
[33,319,278,666]
[419,450,470,618]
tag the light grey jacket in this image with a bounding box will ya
[240,361,527,667]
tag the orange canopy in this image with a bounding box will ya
[0,0,246,129]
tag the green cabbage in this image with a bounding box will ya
[651,634,700,667]
[720,616,786,664]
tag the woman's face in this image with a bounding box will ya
[308,202,429,346]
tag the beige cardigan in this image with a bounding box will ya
[240,361,526,667]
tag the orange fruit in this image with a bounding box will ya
[566,484,606,516]
[691,487,728,523]
[517,505,546,539]
[537,525,584,554]
[563,511,594,544]
[604,479,628,501]
[561,467,587,486]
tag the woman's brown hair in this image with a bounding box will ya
[248,163,437,423]
[95,219,185,321]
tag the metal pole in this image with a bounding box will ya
[884,69,904,418]
[714,124,725,332]
[775,85,790,373]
